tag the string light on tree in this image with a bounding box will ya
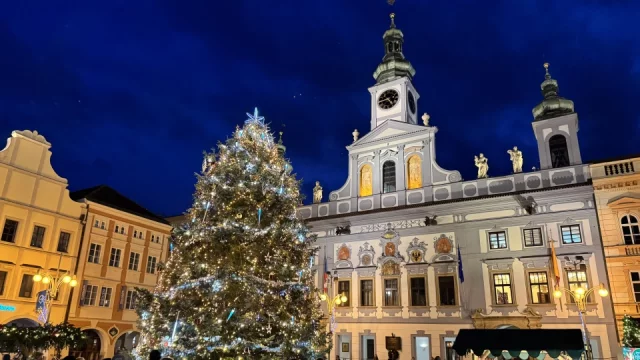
[135,108,330,359]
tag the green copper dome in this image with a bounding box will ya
[532,63,575,121]
[373,14,416,84]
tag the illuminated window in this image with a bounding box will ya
[489,231,507,249]
[523,228,543,247]
[561,225,582,244]
[493,273,513,305]
[337,281,350,307]
[567,269,590,303]
[384,279,399,306]
[360,280,374,306]
[528,272,550,304]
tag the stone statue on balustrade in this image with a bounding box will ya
[313,181,323,203]
[507,146,523,173]
[474,153,489,179]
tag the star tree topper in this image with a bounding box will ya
[245,107,266,126]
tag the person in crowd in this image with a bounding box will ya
[149,350,161,360]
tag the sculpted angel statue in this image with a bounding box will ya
[474,153,489,179]
[507,146,523,173]
[313,181,323,203]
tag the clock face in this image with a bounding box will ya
[408,91,416,114]
[378,89,399,110]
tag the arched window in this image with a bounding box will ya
[549,134,570,168]
[407,155,422,189]
[359,164,373,197]
[622,215,640,245]
[382,161,396,193]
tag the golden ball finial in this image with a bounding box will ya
[544,62,549,69]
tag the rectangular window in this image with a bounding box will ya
[523,228,543,247]
[82,285,98,306]
[115,225,120,233]
[125,290,137,309]
[128,252,140,271]
[147,256,157,274]
[1,219,19,243]
[493,273,513,305]
[57,232,71,253]
[133,230,138,238]
[99,287,112,307]
[383,278,399,306]
[410,277,427,306]
[337,281,350,307]
[561,225,583,244]
[100,221,105,230]
[30,225,46,248]
[18,274,34,298]
[88,244,102,264]
[438,275,457,306]
[94,220,99,228]
[109,248,122,267]
[151,235,155,242]
[489,231,507,249]
[631,272,640,302]
[567,269,590,303]
[360,279,374,306]
[529,271,550,304]
[0,270,7,296]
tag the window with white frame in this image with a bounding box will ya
[523,228,543,247]
[133,230,138,238]
[115,225,120,233]
[622,216,640,245]
[147,256,157,274]
[337,281,350,307]
[561,225,583,244]
[109,248,122,267]
[129,252,141,271]
[489,231,507,249]
[120,226,125,234]
[82,285,98,306]
[383,278,399,306]
[125,290,137,309]
[493,273,513,305]
[567,269,590,303]
[631,272,640,302]
[360,279,374,306]
[94,220,99,228]
[88,244,102,264]
[98,287,112,307]
[528,271,551,304]
[100,221,105,230]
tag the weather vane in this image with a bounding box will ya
[387,0,396,5]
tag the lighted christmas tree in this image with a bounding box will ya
[623,315,640,347]
[135,109,329,359]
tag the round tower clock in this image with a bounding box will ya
[378,89,399,109]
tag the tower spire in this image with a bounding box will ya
[372,8,416,84]
[532,62,575,120]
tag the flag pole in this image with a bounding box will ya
[547,226,563,311]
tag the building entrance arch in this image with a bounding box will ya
[114,331,140,352]
[5,318,39,327]
[71,329,102,360]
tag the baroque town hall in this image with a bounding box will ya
[297,12,618,360]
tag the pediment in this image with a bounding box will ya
[351,120,428,148]
[608,192,640,209]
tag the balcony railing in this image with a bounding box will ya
[604,161,635,176]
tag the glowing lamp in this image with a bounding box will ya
[575,287,585,296]
[62,275,71,283]
[598,284,609,297]
[33,273,43,282]
[553,289,563,298]
[319,293,327,301]
[335,298,342,305]
[42,276,51,284]
[340,295,347,303]
[70,277,78,287]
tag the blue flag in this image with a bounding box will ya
[457,244,465,283]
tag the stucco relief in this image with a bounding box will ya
[377,223,405,266]
[357,242,376,267]
[335,243,353,268]
[406,237,427,263]
[434,234,453,254]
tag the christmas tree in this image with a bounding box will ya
[135,108,330,359]
[623,315,640,347]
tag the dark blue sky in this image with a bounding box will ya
[1,1,638,217]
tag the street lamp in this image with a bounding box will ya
[319,292,347,333]
[553,283,609,360]
[33,254,78,323]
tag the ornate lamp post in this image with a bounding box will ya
[319,292,347,333]
[33,254,78,323]
[553,283,609,360]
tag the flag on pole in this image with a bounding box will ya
[323,249,329,294]
[550,238,561,286]
[457,244,465,283]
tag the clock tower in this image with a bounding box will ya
[369,13,418,130]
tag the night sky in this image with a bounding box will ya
[1,1,638,217]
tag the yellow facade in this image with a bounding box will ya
[0,130,84,326]
[68,199,172,359]
[591,156,640,342]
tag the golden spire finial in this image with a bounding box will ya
[278,131,283,144]
[543,62,550,75]
[390,13,396,27]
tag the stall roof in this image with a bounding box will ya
[452,329,584,359]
